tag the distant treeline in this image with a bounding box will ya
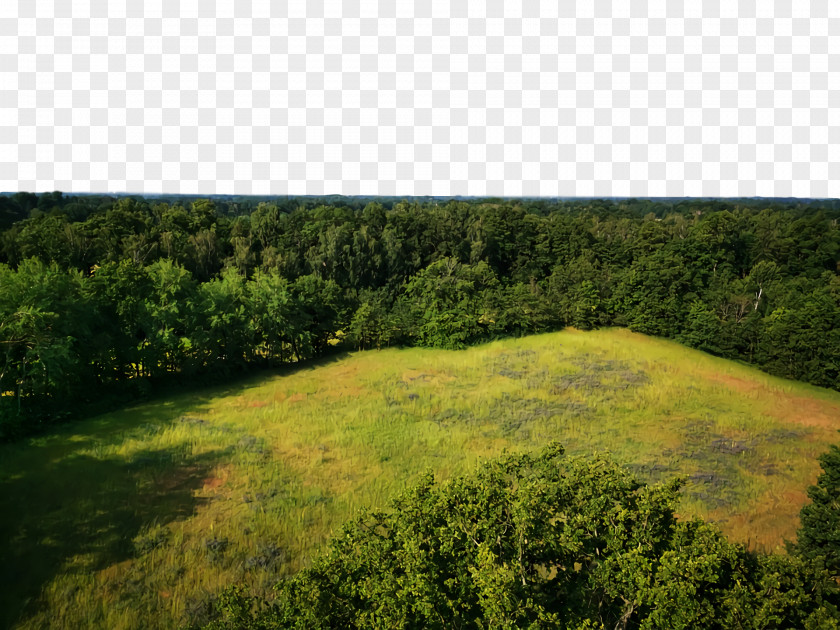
[1,192,839,436]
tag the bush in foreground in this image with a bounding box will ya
[796,444,840,579]
[201,444,840,629]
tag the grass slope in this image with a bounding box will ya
[2,328,840,629]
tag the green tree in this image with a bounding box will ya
[246,270,296,363]
[193,268,251,371]
[288,274,348,359]
[795,444,840,576]
[571,279,602,330]
[227,216,256,275]
[202,445,840,630]
[679,300,725,355]
[402,257,500,349]
[612,249,698,337]
[347,290,391,350]
[0,260,90,427]
[494,281,553,337]
[85,260,152,381]
[142,259,197,376]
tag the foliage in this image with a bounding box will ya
[201,445,840,629]
[796,444,840,577]
[347,289,393,350]
[402,257,501,349]
[2,193,840,435]
[0,260,91,430]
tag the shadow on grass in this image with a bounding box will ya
[139,349,353,405]
[0,444,224,628]
[0,354,351,629]
[1,349,354,445]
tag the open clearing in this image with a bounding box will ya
[2,328,840,629]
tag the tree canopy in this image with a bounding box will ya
[2,193,840,437]
[795,444,840,578]
[200,444,840,629]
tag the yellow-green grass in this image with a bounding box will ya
[2,328,840,629]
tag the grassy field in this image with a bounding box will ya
[2,328,840,629]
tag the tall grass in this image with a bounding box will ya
[2,328,839,628]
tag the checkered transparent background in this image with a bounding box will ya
[1,1,838,198]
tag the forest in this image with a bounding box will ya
[1,191,839,438]
[3,192,840,628]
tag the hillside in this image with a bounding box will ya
[4,196,840,438]
[2,328,840,629]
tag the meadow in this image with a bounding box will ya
[2,328,840,629]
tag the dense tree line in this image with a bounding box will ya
[1,192,839,437]
[197,444,840,629]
